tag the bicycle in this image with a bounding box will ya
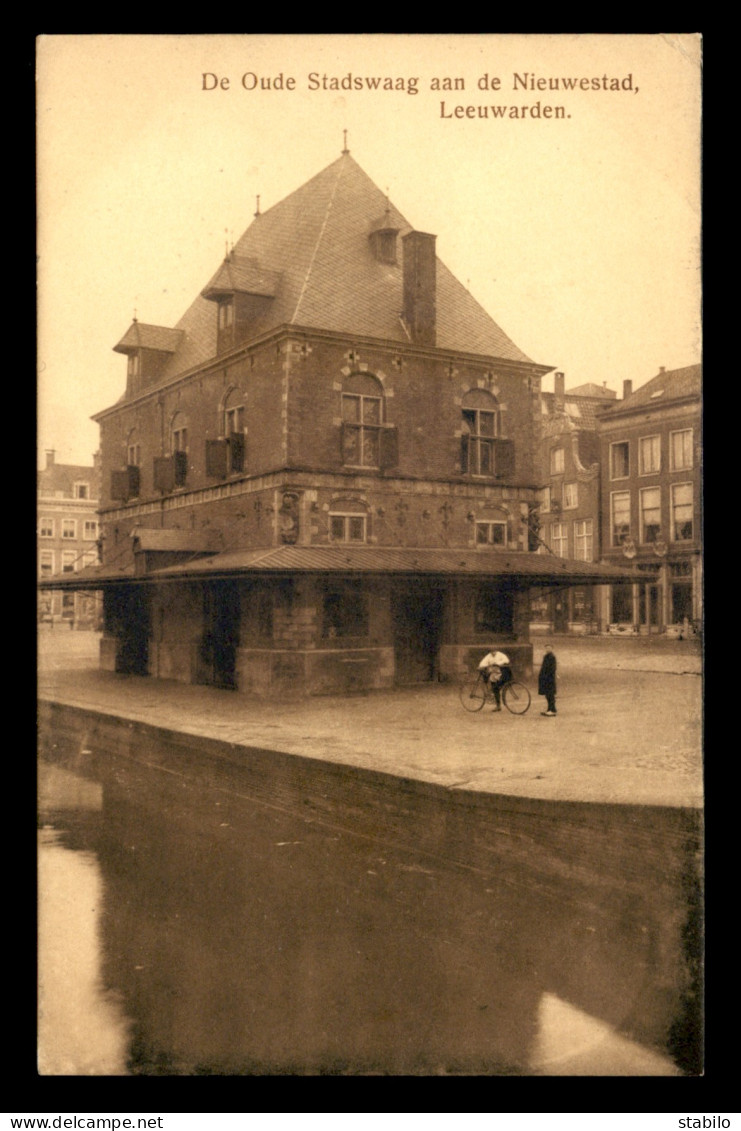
[458,669,532,714]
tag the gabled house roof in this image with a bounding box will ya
[565,382,618,399]
[38,462,100,499]
[600,364,702,417]
[120,152,543,388]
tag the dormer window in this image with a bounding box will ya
[218,299,234,330]
[369,209,400,265]
[114,323,182,397]
[201,257,280,355]
[369,228,398,264]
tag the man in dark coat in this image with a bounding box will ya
[538,645,557,716]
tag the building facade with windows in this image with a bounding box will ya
[37,450,102,628]
[42,150,636,694]
[597,365,702,634]
[529,376,618,634]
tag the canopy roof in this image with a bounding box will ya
[40,545,640,590]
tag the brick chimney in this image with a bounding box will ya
[623,379,633,400]
[45,449,55,469]
[554,371,565,412]
[402,231,436,346]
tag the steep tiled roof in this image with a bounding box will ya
[149,154,537,385]
[38,462,100,498]
[602,364,702,414]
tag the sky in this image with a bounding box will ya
[36,33,702,468]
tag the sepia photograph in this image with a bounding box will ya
[36,33,702,1080]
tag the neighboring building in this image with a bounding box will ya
[597,365,702,635]
[37,450,102,628]
[530,374,617,634]
[41,148,637,694]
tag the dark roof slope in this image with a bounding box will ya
[113,323,184,354]
[566,382,617,399]
[602,364,702,415]
[142,153,538,386]
[38,463,100,498]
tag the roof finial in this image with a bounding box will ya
[254,194,261,217]
[224,228,229,260]
[342,129,349,155]
[133,307,138,323]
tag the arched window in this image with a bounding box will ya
[341,373,384,469]
[126,428,141,468]
[223,387,246,473]
[111,428,140,500]
[169,412,189,487]
[461,390,499,476]
[170,412,189,454]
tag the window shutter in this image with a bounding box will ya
[494,439,515,478]
[205,439,228,479]
[110,470,129,501]
[229,432,245,473]
[174,450,188,486]
[379,425,399,469]
[154,456,175,492]
[127,464,141,497]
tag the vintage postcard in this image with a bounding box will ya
[36,34,702,1084]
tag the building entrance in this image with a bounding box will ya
[553,591,568,633]
[393,584,443,685]
[198,581,241,689]
[115,588,151,676]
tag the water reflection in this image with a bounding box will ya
[38,827,131,1076]
[37,723,702,1076]
[531,993,679,1076]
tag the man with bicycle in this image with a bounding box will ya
[478,650,513,712]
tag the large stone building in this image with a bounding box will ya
[597,364,702,635]
[42,148,636,693]
[37,450,101,629]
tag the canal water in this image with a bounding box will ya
[37,712,702,1076]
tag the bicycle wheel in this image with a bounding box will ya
[502,681,531,715]
[459,676,487,712]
